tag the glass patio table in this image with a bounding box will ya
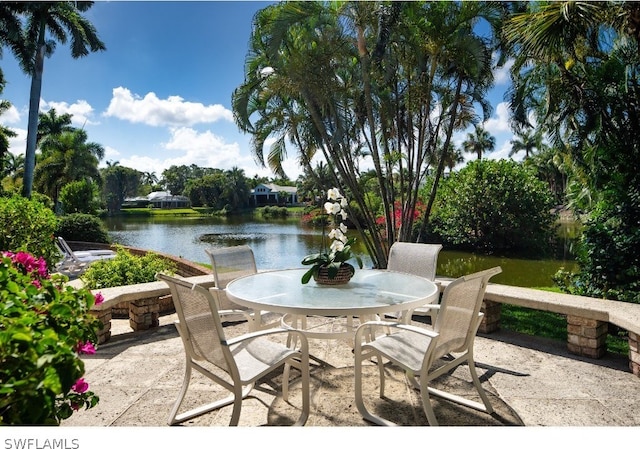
[225,268,439,340]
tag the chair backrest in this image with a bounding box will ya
[156,273,230,371]
[57,236,81,262]
[387,242,443,281]
[432,266,502,360]
[205,245,258,288]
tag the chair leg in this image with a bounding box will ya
[168,357,193,425]
[229,384,244,426]
[293,350,310,426]
[354,341,398,426]
[467,348,494,414]
[419,379,439,426]
[169,358,256,425]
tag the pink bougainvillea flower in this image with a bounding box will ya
[36,257,49,278]
[94,292,104,306]
[71,378,89,394]
[76,341,96,355]
[14,251,36,270]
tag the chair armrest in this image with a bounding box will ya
[355,320,439,340]
[225,326,309,348]
[218,308,253,322]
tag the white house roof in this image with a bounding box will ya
[252,183,297,194]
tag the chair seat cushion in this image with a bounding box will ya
[366,330,435,373]
[230,338,298,383]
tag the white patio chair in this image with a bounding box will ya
[57,236,116,262]
[354,266,502,426]
[205,245,281,330]
[156,273,310,426]
[54,237,115,278]
[386,242,443,322]
[54,250,89,278]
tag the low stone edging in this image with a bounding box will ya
[67,242,213,344]
[435,279,640,378]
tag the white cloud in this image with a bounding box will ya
[7,128,26,156]
[493,57,514,86]
[487,139,518,162]
[102,145,121,163]
[42,99,98,127]
[104,87,234,127]
[111,127,264,177]
[484,102,512,134]
[0,104,21,124]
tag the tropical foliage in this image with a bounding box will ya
[431,159,556,255]
[504,1,640,302]
[233,1,507,268]
[0,251,101,424]
[80,246,176,289]
[58,179,99,215]
[0,1,105,198]
[55,213,110,244]
[34,129,104,206]
[0,194,60,267]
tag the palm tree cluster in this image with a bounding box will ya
[0,2,105,199]
[233,1,506,268]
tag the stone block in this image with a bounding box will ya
[90,309,112,344]
[566,316,607,359]
[479,300,501,333]
[128,297,160,331]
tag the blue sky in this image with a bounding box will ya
[0,1,517,182]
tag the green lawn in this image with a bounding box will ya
[500,304,629,355]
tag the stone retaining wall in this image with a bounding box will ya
[68,242,212,343]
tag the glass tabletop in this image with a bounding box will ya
[225,268,439,316]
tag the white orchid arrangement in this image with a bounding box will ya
[301,188,363,284]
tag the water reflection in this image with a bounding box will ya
[103,215,576,288]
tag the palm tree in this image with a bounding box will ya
[36,108,74,147]
[462,125,496,160]
[33,129,103,205]
[6,1,105,199]
[233,1,504,267]
[140,171,159,187]
[0,83,17,177]
[442,144,465,174]
[503,1,640,302]
[3,152,24,183]
[223,167,250,211]
[0,3,25,64]
[509,129,541,160]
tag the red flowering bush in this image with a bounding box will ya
[0,251,101,424]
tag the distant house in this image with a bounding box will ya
[251,183,299,206]
[123,191,190,209]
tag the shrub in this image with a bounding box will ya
[261,205,289,218]
[80,246,176,289]
[0,194,60,268]
[553,200,640,303]
[59,180,99,215]
[0,251,101,425]
[55,213,110,244]
[431,160,557,255]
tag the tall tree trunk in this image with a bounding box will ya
[417,76,464,242]
[22,24,46,199]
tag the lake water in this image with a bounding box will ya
[102,215,577,289]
